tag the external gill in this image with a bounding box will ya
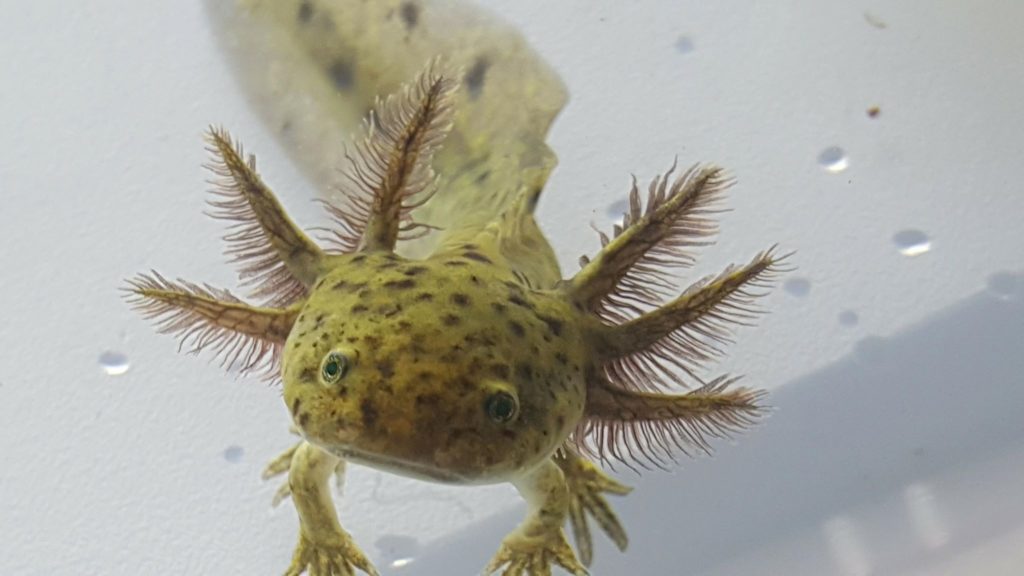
[320,62,458,254]
[564,164,790,470]
[124,65,461,381]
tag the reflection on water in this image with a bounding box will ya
[893,229,932,257]
[98,350,130,376]
[904,483,949,550]
[818,146,849,173]
[823,515,872,576]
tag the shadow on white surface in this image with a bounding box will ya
[402,272,1024,575]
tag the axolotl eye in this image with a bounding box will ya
[320,351,352,384]
[485,391,519,423]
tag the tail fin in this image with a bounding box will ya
[206,0,567,258]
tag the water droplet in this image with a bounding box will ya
[818,146,849,173]
[838,310,859,327]
[223,445,244,463]
[783,277,811,297]
[987,271,1018,300]
[892,229,931,256]
[605,198,628,218]
[99,351,130,376]
[674,36,695,54]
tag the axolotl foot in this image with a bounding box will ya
[285,529,379,576]
[483,527,588,576]
[555,449,631,567]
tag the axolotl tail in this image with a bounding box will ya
[205,0,568,262]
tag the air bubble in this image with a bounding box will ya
[838,310,859,327]
[99,351,130,376]
[818,146,849,173]
[783,278,811,297]
[892,229,931,257]
[223,445,244,463]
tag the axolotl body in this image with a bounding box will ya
[126,2,788,574]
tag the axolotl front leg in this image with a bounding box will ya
[286,442,378,576]
[486,460,588,576]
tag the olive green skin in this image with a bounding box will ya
[282,250,586,484]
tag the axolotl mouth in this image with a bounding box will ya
[320,444,473,484]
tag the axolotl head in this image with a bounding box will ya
[281,252,585,484]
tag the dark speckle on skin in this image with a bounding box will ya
[515,362,533,380]
[291,398,302,417]
[376,358,395,379]
[540,316,563,337]
[415,393,442,407]
[508,293,532,310]
[297,0,313,23]
[490,363,511,379]
[383,278,416,290]
[508,320,525,338]
[298,412,310,428]
[351,303,369,314]
[414,292,434,302]
[360,399,379,428]
[491,302,507,314]
[444,259,469,267]
[328,59,355,91]
[462,251,492,264]
[300,367,315,382]
[464,56,490,100]
[399,1,419,29]
[332,279,348,291]
[442,313,461,326]
[451,293,471,307]
[403,266,429,277]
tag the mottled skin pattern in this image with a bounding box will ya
[285,249,587,484]
[124,2,788,575]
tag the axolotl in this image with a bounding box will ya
[126,3,788,575]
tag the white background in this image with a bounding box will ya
[1,1,1022,574]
